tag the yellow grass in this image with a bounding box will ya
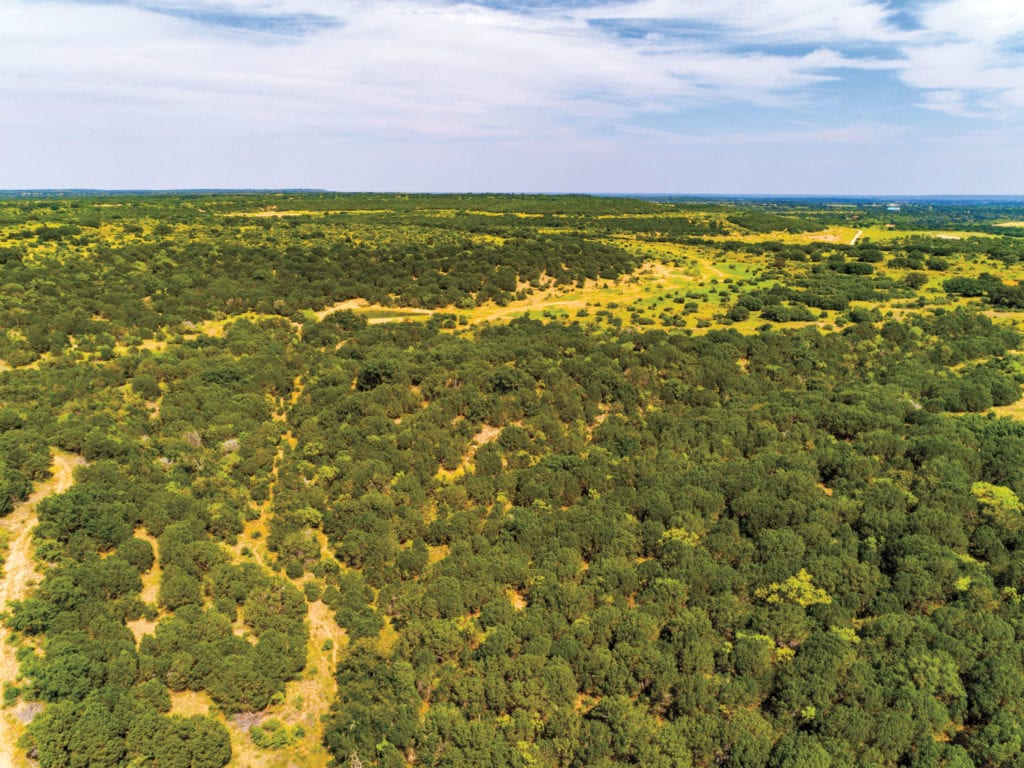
[857,226,999,242]
[169,690,216,717]
[695,225,858,245]
[428,544,450,565]
[461,253,722,324]
[506,588,527,611]
[262,596,345,768]
[302,240,776,336]
[228,209,396,217]
[136,528,162,605]
[378,617,401,655]
[229,210,325,218]
[989,400,1024,420]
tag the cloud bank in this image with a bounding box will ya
[1,0,1022,191]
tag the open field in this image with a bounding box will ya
[4,196,1020,358]
[52,217,1019,357]
[299,230,1024,340]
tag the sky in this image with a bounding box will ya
[2,0,1023,194]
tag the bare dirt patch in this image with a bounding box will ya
[472,425,500,448]
[507,588,527,611]
[126,616,158,645]
[315,298,369,320]
[136,528,162,605]
[169,690,216,717]
[12,701,42,725]
[439,425,502,481]
[229,711,267,732]
[127,529,163,643]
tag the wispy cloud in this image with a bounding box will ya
[1,0,1022,190]
[59,0,340,34]
[897,0,1024,116]
[619,120,906,146]
[0,0,914,141]
[572,0,908,45]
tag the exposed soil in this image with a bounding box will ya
[315,298,369,320]
[127,528,163,644]
[0,451,85,766]
[507,588,528,611]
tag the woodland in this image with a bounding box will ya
[1,193,1024,767]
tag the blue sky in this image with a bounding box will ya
[2,0,1023,193]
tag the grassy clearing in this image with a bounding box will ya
[857,226,1000,242]
[302,229,1024,337]
[696,225,859,245]
[990,399,1024,420]
[339,241,770,333]
[10,210,1022,362]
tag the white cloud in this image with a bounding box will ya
[0,0,907,144]
[894,0,1024,116]
[1,0,1022,189]
[917,0,1024,43]
[619,120,905,146]
[574,0,907,45]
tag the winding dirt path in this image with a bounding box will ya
[0,451,84,765]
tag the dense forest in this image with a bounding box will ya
[2,193,1024,768]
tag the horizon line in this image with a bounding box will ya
[2,189,1024,201]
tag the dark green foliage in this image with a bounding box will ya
[4,193,1024,768]
[115,536,155,573]
[26,690,229,768]
[728,211,820,233]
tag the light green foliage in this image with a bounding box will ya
[250,718,305,749]
[972,481,1024,531]
[3,194,1024,768]
[755,569,832,607]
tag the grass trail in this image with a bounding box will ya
[0,451,85,767]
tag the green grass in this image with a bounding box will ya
[9,204,1024,346]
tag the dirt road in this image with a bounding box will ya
[0,451,84,765]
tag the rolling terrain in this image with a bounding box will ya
[3,194,1024,767]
